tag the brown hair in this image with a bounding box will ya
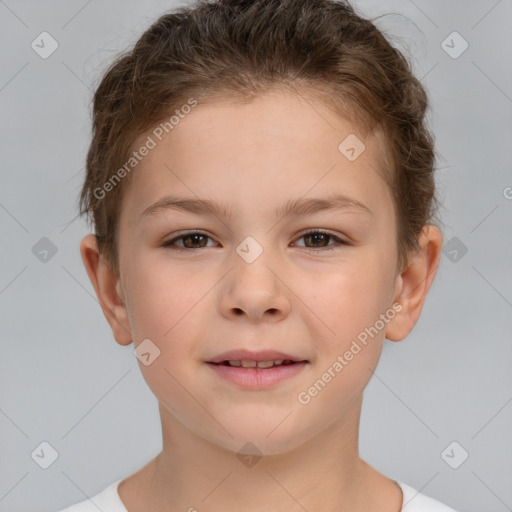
[79,0,441,276]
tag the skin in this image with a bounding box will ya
[80,89,443,512]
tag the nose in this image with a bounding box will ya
[220,246,291,323]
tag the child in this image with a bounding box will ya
[58,0,458,510]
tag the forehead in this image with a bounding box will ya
[120,90,394,227]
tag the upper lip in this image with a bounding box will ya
[207,349,307,364]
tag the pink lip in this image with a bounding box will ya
[206,361,308,389]
[207,349,305,364]
[205,350,309,389]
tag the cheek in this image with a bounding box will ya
[297,253,393,399]
[122,251,203,339]
[295,270,386,413]
[301,257,392,338]
[123,260,206,407]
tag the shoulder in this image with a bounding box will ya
[54,479,126,512]
[397,481,458,512]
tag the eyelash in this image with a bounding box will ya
[162,229,349,252]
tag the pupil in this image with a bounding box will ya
[306,233,328,247]
[185,234,206,248]
[183,233,330,249]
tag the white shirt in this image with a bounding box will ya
[55,478,458,511]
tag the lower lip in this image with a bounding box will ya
[206,362,308,389]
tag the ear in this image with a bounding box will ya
[79,234,132,346]
[385,224,443,342]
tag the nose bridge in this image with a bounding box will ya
[222,233,290,320]
[233,234,280,290]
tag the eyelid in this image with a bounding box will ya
[293,228,350,249]
[295,228,349,242]
[163,230,218,248]
[163,229,350,251]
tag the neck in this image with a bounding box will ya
[119,396,402,512]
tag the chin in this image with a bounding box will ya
[202,416,316,458]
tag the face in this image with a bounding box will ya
[114,90,401,455]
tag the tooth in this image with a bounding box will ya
[274,360,283,365]
[228,361,242,367]
[256,360,274,368]
[241,360,257,368]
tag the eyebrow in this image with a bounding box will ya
[140,193,373,221]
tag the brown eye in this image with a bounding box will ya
[304,232,330,247]
[294,230,348,250]
[163,232,215,250]
[162,230,348,252]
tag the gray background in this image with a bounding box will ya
[1,1,511,511]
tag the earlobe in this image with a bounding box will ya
[385,224,443,342]
[79,234,133,346]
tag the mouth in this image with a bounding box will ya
[207,349,307,365]
[206,350,309,389]
[210,359,303,368]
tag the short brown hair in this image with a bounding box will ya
[79,0,441,276]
